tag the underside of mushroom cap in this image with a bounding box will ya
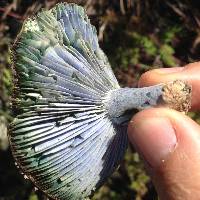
[10,3,128,200]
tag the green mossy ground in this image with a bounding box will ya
[0,1,200,200]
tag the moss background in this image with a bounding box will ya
[0,0,200,200]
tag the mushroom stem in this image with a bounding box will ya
[105,80,192,118]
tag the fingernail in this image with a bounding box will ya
[155,67,184,74]
[128,117,177,168]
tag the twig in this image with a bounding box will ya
[0,7,23,20]
[166,2,187,20]
[120,0,126,15]
[98,21,108,41]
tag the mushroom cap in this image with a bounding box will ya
[10,3,128,200]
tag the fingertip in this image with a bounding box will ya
[138,67,184,87]
[128,109,177,168]
[128,108,177,165]
[128,107,200,167]
[128,108,200,199]
[138,65,200,110]
[138,70,159,87]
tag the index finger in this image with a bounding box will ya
[138,62,200,110]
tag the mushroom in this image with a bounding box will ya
[9,3,191,200]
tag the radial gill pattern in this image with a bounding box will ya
[9,3,128,200]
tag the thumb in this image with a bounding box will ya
[128,108,200,200]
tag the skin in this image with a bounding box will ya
[128,62,200,200]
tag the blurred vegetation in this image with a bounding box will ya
[0,0,200,200]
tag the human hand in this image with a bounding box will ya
[128,62,200,200]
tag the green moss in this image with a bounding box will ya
[159,44,176,67]
[28,193,39,200]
